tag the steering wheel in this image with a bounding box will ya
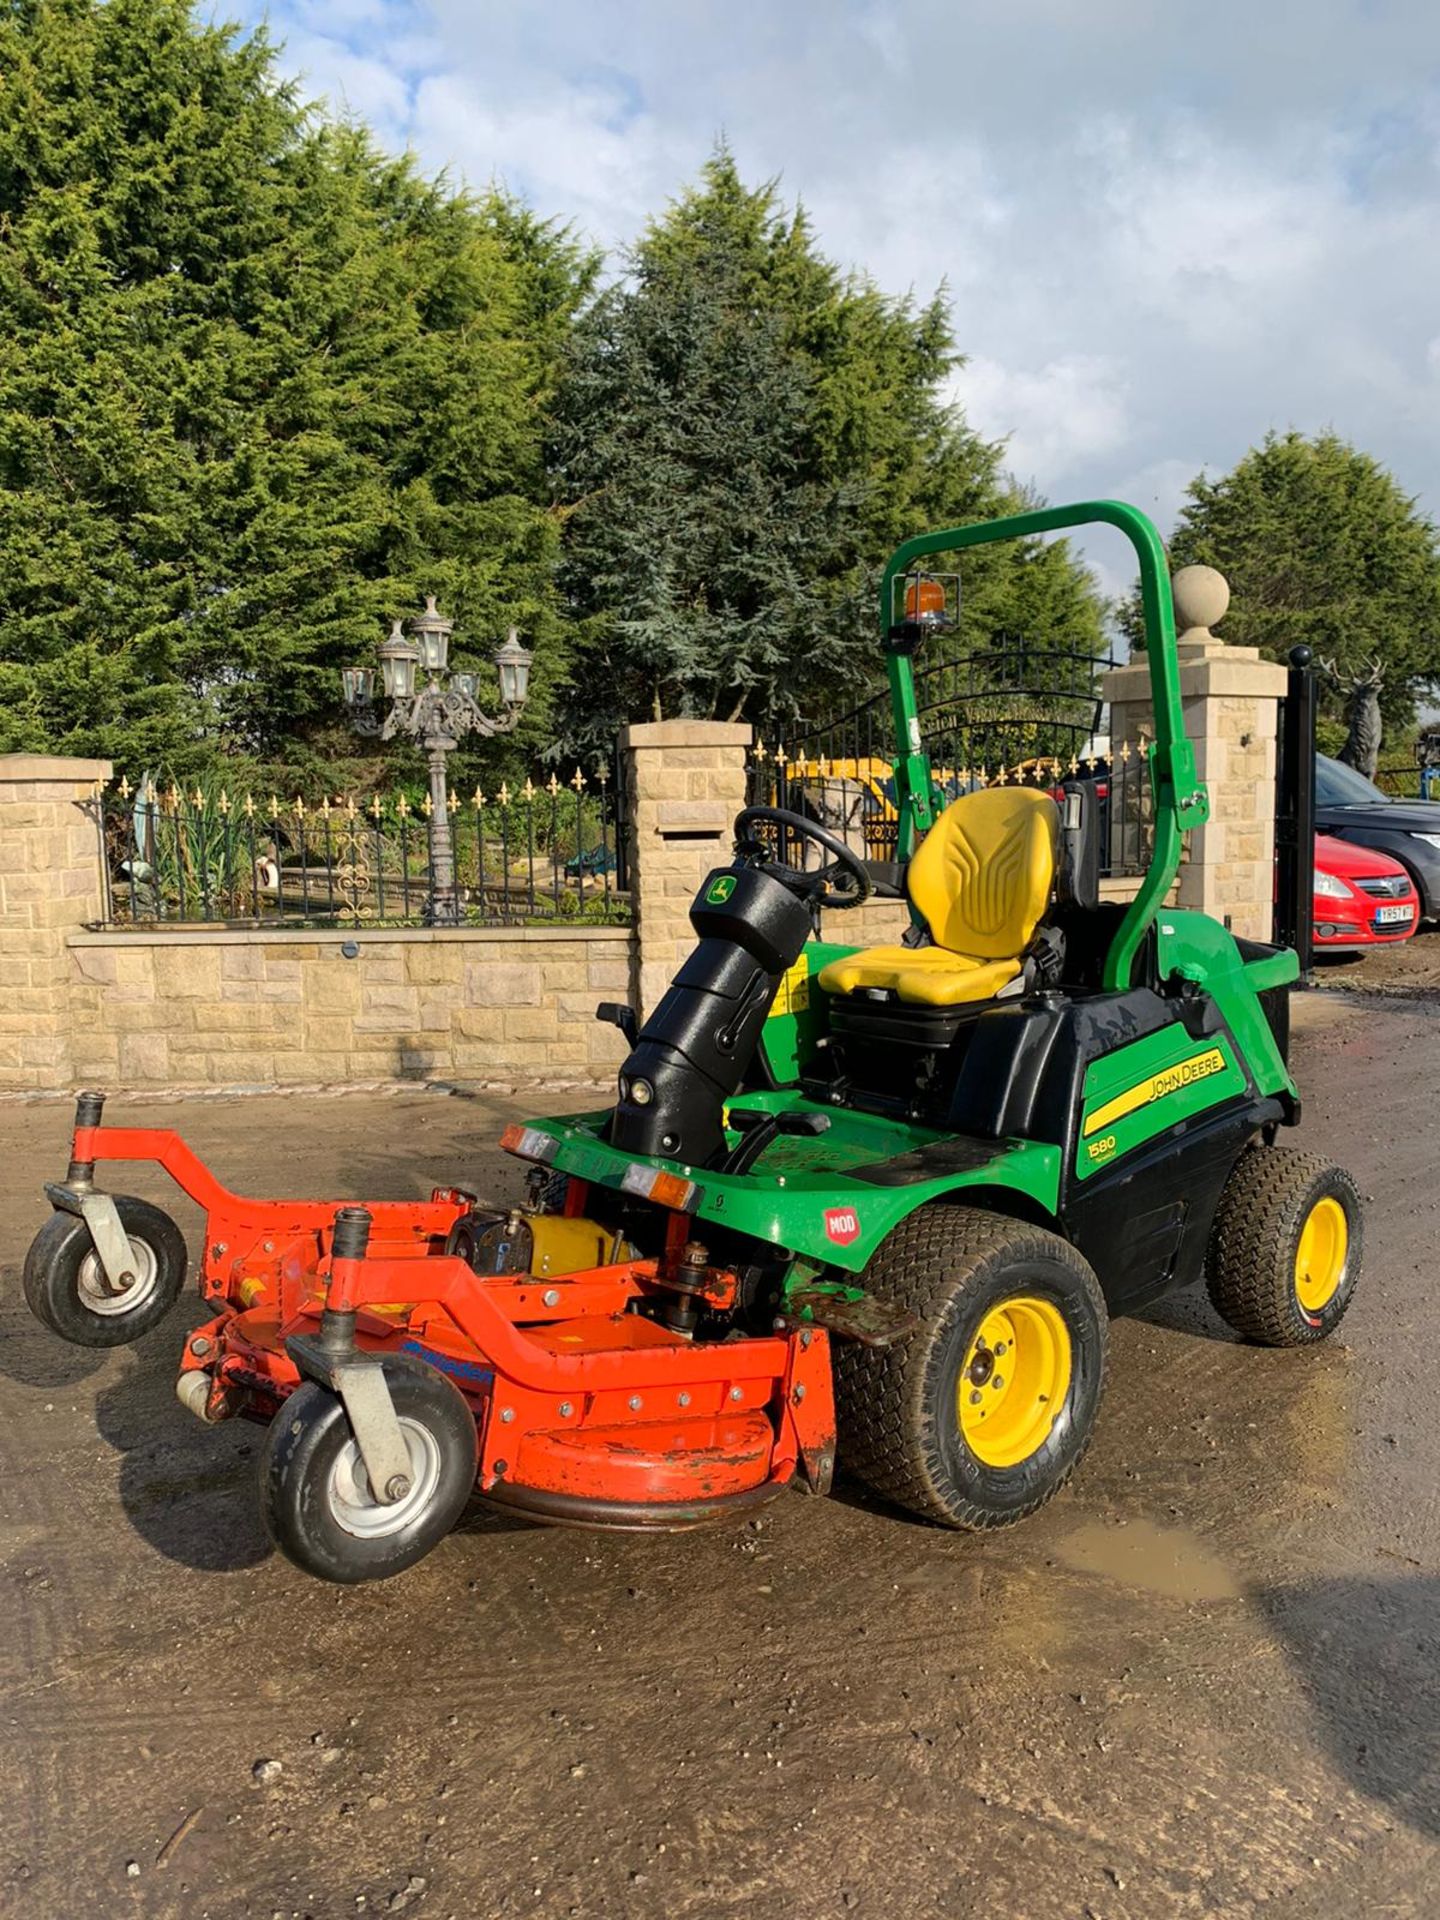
[733,806,873,909]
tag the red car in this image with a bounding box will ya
[1313,832,1420,950]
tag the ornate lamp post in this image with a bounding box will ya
[343,597,533,924]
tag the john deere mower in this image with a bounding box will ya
[23,501,1362,1583]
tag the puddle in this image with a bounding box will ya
[1055,1518,1241,1602]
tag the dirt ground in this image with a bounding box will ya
[1314,920,1440,996]
[3,994,1440,1920]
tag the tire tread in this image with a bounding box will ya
[1206,1146,1362,1346]
[835,1206,1107,1531]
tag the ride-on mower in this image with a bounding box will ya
[23,502,1363,1584]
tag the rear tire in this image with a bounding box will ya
[836,1206,1108,1530]
[1206,1147,1362,1346]
[22,1196,187,1348]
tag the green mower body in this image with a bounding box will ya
[519,501,1306,1331]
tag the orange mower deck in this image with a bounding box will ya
[78,1124,837,1527]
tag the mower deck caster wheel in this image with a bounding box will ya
[22,1195,187,1348]
[259,1355,478,1584]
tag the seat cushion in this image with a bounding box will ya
[909,786,1059,959]
[816,945,1022,1008]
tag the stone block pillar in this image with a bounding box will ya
[0,754,112,1090]
[621,720,752,1017]
[1100,568,1287,941]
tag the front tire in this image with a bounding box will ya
[836,1206,1108,1530]
[1206,1148,1362,1345]
[22,1196,187,1348]
[259,1356,478,1584]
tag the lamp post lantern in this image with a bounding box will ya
[343,599,533,925]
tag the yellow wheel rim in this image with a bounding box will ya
[957,1296,1072,1469]
[1295,1196,1348,1314]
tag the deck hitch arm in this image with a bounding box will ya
[285,1207,415,1505]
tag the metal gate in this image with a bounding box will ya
[748,639,1152,881]
[1274,644,1318,972]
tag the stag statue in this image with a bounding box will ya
[1317,655,1385,780]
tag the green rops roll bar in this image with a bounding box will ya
[878,500,1209,994]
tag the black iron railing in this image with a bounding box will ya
[93,768,630,929]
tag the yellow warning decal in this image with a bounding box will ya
[768,953,811,1018]
[1083,1047,1226,1137]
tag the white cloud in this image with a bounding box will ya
[959,354,1132,488]
[230,0,1440,587]
[282,29,413,138]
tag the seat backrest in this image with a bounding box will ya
[907,787,1060,960]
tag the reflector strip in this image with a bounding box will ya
[620,1163,700,1212]
[499,1124,560,1164]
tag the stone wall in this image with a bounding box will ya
[0,633,1279,1099]
[622,719,751,1017]
[1101,567,1286,943]
[65,926,633,1092]
[0,755,111,1091]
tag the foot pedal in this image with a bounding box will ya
[778,1288,919,1349]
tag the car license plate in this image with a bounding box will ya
[1375,903,1413,925]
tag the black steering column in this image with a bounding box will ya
[608,809,871,1168]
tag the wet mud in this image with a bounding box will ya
[2,995,1438,1918]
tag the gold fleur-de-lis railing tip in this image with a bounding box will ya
[570,767,586,792]
[421,792,433,818]
[596,763,609,785]
[396,794,410,818]
[1118,739,1131,763]
[292,796,306,819]
[268,794,280,818]
[498,782,511,807]
[753,741,767,763]
[447,788,459,813]
[546,773,560,797]
[218,789,230,815]
[344,795,358,819]
[472,787,485,809]
[242,792,256,818]
[523,778,536,801]
[369,793,383,819]
[117,775,133,800]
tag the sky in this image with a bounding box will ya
[222,0,1440,600]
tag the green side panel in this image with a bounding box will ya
[1153,910,1297,1100]
[525,1095,1062,1275]
[1076,1024,1247,1182]
[755,938,860,1087]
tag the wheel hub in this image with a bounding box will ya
[958,1296,1072,1470]
[76,1240,158,1317]
[328,1419,442,1539]
[1295,1196,1348,1314]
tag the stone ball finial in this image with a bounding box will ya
[1171,564,1230,639]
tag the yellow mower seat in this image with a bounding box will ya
[817,787,1060,1009]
